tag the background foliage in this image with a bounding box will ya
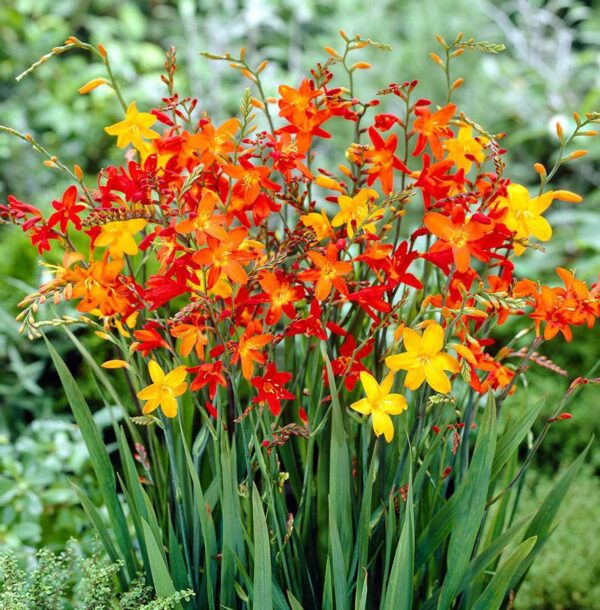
[0,1,599,608]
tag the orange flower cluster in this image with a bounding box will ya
[5,34,599,442]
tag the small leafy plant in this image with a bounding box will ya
[0,544,194,609]
[1,30,599,609]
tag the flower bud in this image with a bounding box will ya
[78,78,110,94]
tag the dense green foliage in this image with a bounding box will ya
[1,1,599,607]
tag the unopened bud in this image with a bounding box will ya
[435,34,448,49]
[256,60,268,74]
[324,46,341,58]
[430,52,445,67]
[78,77,110,94]
[569,149,588,160]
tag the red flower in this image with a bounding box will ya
[286,299,327,340]
[251,363,295,415]
[188,361,227,399]
[30,223,60,254]
[48,186,85,232]
[329,335,373,391]
[133,322,170,357]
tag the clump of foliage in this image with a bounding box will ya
[2,24,599,610]
[0,544,194,610]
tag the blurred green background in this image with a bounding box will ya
[0,1,599,607]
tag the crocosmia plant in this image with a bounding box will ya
[2,31,599,610]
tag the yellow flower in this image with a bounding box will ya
[385,323,459,394]
[444,126,485,173]
[95,219,147,259]
[104,101,160,151]
[300,209,334,241]
[350,371,407,442]
[496,184,553,255]
[136,361,188,418]
[332,188,379,237]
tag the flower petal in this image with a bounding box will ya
[422,323,444,355]
[350,397,372,415]
[385,352,418,371]
[359,371,380,403]
[148,360,165,383]
[380,393,407,415]
[372,409,394,443]
[424,362,451,393]
[161,394,178,418]
[404,368,426,390]
[164,365,187,389]
[402,327,423,353]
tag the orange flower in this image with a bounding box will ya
[63,259,131,316]
[187,118,240,167]
[193,227,254,289]
[232,332,274,379]
[278,79,331,151]
[222,159,281,205]
[299,243,353,301]
[413,103,456,159]
[364,127,409,194]
[257,271,304,325]
[176,190,227,244]
[424,210,491,272]
[170,322,208,359]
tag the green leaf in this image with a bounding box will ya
[252,484,273,610]
[437,392,497,610]
[329,498,349,610]
[142,519,178,602]
[354,450,377,606]
[356,571,368,610]
[322,344,353,572]
[44,336,136,579]
[181,426,217,609]
[471,537,537,610]
[382,463,414,610]
[420,513,534,610]
[491,395,546,481]
[287,590,305,610]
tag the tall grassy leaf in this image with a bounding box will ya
[471,536,537,610]
[142,519,182,608]
[329,498,349,610]
[252,484,273,610]
[44,336,136,578]
[322,345,353,572]
[381,464,414,610]
[491,395,546,481]
[437,393,497,610]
